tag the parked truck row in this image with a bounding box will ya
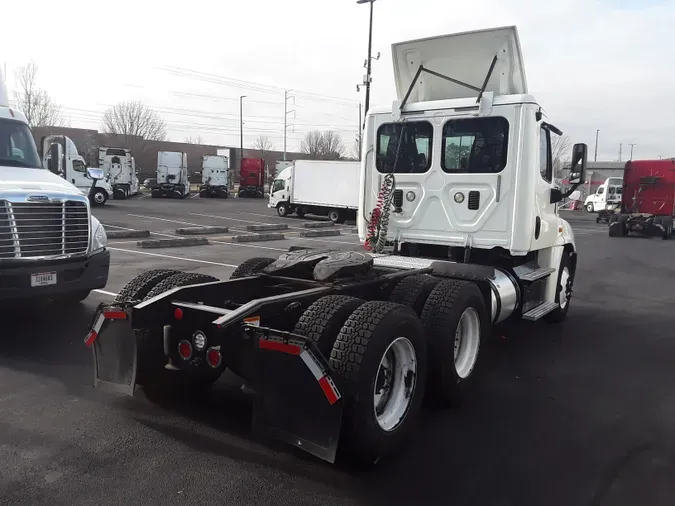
[86,26,588,467]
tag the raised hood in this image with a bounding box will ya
[392,26,528,103]
[0,165,84,195]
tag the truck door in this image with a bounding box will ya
[531,125,559,250]
[70,159,90,192]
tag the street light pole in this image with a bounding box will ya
[240,95,246,178]
[629,143,636,160]
[357,0,376,122]
[594,129,599,162]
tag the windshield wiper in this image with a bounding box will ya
[0,159,41,169]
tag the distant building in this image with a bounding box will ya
[31,126,314,183]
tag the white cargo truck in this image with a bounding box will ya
[87,26,586,467]
[584,176,623,212]
[151,151,189,199]
[198,154,229,198]
[268,159,360,223]
[41,135,114,206]
[0,69,110,304]
[99,147,139,200]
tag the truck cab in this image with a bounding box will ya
[359,26,584,320]
[152,151,189,199]
[198,154,229,198]
[584,177,623,213]
[42,135,114,206]
[0,71,110,303]
[99,147,139,200]
[268,165,292,210]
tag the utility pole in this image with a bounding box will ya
[357,0,378,126]
[629,143,636,160]
[283,90,295,161]
[239,95,246,179]
[619,143,622,162]
[594,129,599,162]
[358,102,362,160]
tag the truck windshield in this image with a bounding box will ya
[272,179,285,193]
[0,118,42,169]
[442,117,509,174]
[376,121,433,174]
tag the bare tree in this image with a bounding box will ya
[254,134,274,157]
[101,101,167,153]
[300,130,345,160]
[552,134,572,179]
[12,61,66,128]
[183,135,204,144]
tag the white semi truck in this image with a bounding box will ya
[150,151,189,199]
[86,26,585,467]
[99,147,139,200]
[269,159,360,222]
[584,176,623,213]
[0,70,110,304]
[42,135,114,206]
[198,154,229,198]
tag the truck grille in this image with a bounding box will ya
[0,200,89,259]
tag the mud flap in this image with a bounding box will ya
[249,326,344,463]
[85,304,138,396]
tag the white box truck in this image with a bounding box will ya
[198,154,229,198]
[0,68,110,304]
[268,159,360,223]
[99,147,139,200]
[151,151,189,199]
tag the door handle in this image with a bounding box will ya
[72,179,75,184]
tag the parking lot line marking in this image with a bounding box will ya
[109,247,238,267]
[94,289,118,297]
[128,214,203,227]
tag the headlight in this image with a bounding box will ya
[91,216,108,253]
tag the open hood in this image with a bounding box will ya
[392,26,528,103]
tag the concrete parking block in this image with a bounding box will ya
[300,230,342,238]
[106,229,150,239]
[175,226,230,235]
[302,222,334,228]
[246,224,288,232]
[137,238,209,249]
[231,233,285,242]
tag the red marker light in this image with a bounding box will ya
[178,340,192,360]
[174,308,183,320]
[206,347,222,368]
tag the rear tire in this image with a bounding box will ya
[114,269,181,303]
[609,216,627,237]
[389,274,440,316]
[229,257,276,279]
[293,295,365,358]
[330,301,427,466]
[420,279,489,407]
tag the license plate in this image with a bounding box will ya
[31,272,57,287]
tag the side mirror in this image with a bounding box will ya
[48,143,61,174]
[87,168,105,181]
[568,143,587,185]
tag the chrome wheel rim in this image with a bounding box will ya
[454,307,481,379]
[559,267,571,309]
[373,337,417,432]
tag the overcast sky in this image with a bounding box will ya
[2,0,674,159]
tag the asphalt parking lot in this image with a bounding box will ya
[2,196,675,506]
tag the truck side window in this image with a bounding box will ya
[72,160,86,173]
[597,187,605,195]
[376,121,433,174]
[441,117,509,174]
[272,180,284,193]
[539,127,552,183]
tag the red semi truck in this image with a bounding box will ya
[239,158,265,198]
[608,159,675,238]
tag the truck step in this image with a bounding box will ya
[372,255,435,270]
[522,301,559,321]
[513,262,556,282]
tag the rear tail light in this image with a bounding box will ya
[178,340,193,360]
[206,347,222,368]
